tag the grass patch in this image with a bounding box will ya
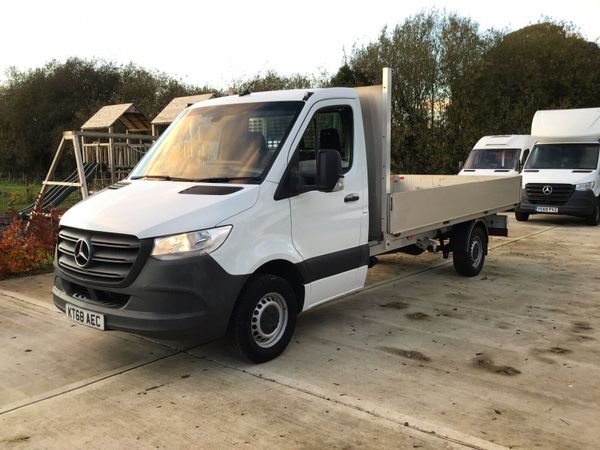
[0,180,82,213]
[0,181,40,212]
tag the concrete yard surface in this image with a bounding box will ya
[1,214,599,449]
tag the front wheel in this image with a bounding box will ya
[452,224,487,277]
[228,274,297,363]
[515,211,529,222]
[585,202,600,226]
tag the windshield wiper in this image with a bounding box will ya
[131,175,262,183]
[130,174,172,180]
[192,176,262,184]
[130,175,196,181]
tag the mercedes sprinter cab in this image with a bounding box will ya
[515,108,600,225]
[459,135,533,176]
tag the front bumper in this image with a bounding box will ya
[517,189,598,217]
[53,253,249,340]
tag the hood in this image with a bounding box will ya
[521,170,598,187]
[60,180,260,238]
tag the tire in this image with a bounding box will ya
[452,224,487,277]
[515,211,529,222]
[585,202,600,226]
[228,274,297,363]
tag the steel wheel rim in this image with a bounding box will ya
[251,292,288,348]
[470,236,483,268]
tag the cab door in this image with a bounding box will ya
[285,99,368,309]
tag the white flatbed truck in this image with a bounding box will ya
[53,68,521,362]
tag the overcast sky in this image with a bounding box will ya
[1,0,598,89]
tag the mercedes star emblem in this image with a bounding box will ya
[542,185,553,195]
[74,239,92,268]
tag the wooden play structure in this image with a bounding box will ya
[22,104,154,216]
[25,95,214,216]
[151,93,214,136]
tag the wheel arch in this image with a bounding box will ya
[238,259,306,313]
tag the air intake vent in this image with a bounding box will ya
[65,281,130,308]
[179,185,243,195]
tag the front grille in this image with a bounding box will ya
[57,227,141,285]
[525,183,574,206]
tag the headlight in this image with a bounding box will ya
[575,181,595,191]
[151,226,232,259]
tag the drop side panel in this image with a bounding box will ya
[388,175,521,236]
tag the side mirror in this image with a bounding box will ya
[515,160,523,172]
[519,149,530,172]
[316,149,342,192]
[458,160,464,172]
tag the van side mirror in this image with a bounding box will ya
[278,149,342,199]
[458,160,464,172]
[316,149,342,192]
[519,149,530,172]
[515,160,523,172]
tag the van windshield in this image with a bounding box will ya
[463,148,520,170]
[524,144,600,170]
[132,101,303,183]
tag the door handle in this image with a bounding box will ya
[344,193,360,203]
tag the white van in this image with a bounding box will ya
[459,135,533,176]
[515,108,600,225]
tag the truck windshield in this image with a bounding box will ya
[132,101,303,182]
[524,144,600,170]
[463,148,520,170]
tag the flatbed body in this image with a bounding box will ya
[355,72,520,256]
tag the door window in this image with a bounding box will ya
[291,106,353,185]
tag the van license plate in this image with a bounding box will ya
[535,206,559,213]
[66,304,105,330]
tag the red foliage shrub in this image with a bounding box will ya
[0,208,60,278]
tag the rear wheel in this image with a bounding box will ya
[228,274,297,363]
[585,201,600,226]
[515,211,529,222]
[452,224,487,277]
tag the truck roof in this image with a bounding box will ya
[531,107,600,143]
[473,135,533,149]
[188,87,359,109]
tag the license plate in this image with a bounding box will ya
[535,206,559,213]
[66,304,105,330]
